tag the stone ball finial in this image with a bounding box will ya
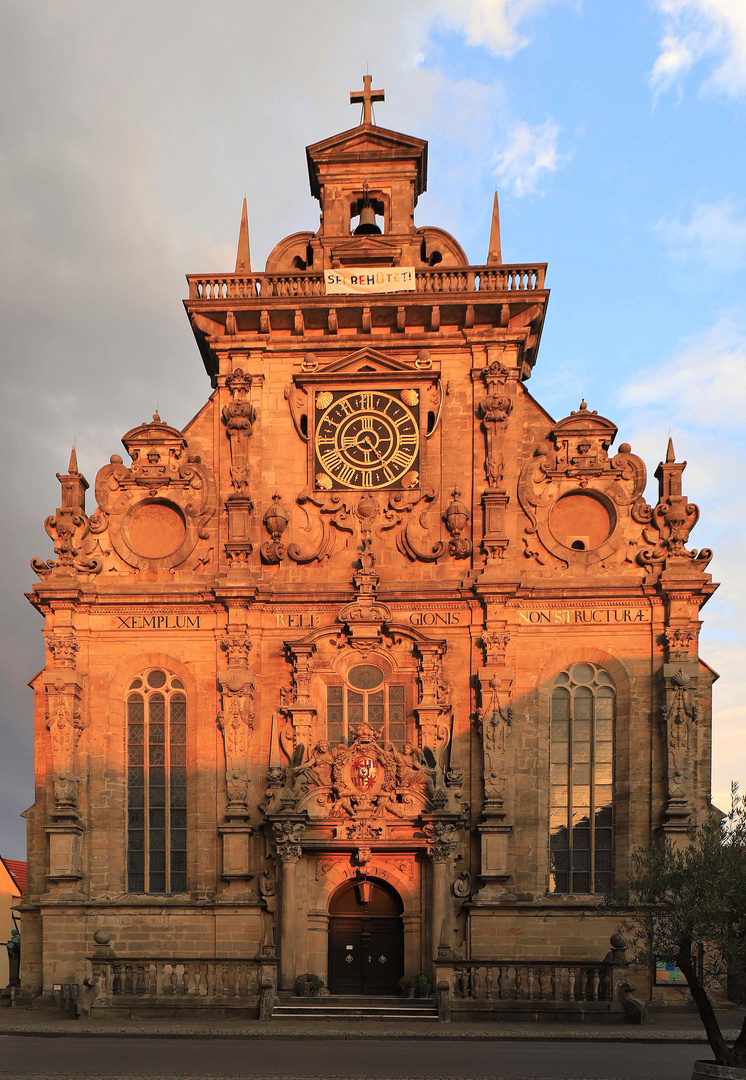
[93,929,111,946]
[610,932,627,950]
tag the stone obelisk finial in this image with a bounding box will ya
[235,197,251,274]
[487,192,502,265]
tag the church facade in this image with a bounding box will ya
[21,81,717,1016]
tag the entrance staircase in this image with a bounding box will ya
[271,992,438,1022]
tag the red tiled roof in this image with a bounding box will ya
[1,858,27,897]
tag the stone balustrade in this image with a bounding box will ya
[91,957,261,1006]
[448,960,614,1002]
[433,953,630,1023]
[186,264,546,302]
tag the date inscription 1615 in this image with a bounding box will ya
[314,389,420,491]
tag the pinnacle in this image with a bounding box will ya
[68,445,79,474]
[487,191,502,265]
[235,197,251,274]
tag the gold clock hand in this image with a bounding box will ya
[360,435,385,463]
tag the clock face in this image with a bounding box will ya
[314,390,420,490]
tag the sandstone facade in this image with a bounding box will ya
[20,82,717,1015]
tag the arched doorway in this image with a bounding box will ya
[328,878,404,995]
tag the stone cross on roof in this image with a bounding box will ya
[350,74,384,126]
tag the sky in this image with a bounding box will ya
[0,0,744,857]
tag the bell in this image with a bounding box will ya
[354,202,381,235]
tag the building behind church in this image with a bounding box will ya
[19,80,717,1018]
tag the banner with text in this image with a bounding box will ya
[325,267,416,294]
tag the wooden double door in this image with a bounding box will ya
[327,879,404,995]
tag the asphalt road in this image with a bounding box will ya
[0,1035,706,1079]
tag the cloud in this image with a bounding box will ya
[433,0,560,59]
[656,197,746,269]
[620,315,746,428]
[650,1,746,98]
[494,119,566,196]
[431,0,561,60]
[617,315,746,810]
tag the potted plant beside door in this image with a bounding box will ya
[414,973,431,998]
[399,976,415,998]
[293,973,324,997]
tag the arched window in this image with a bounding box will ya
[549,663,614,895]
[326,664,407,747]
[126,669,187,894]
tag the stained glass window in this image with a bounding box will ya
[549,664,614,895]
[126,669,187,894]
[326,666,407,747]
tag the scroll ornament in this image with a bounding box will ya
[32,448,102,579]
[90,414,216,571]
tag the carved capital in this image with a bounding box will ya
[46,633,79,669]
[424,820,459,862]
[481,630,510,665]
[664,627,697,661]
[221,632,253,667]
[272,820,305,863]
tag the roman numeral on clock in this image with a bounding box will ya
[391,449,414,469]
[321,449,345,472]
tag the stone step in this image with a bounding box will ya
[273,994,437,1020]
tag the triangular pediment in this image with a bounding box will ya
[307,124,427,160]
[317,348,418,375]
[307,124,427,199]
[329,235,402,268]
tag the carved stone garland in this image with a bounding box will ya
[477,360,513,562]
[222,368,257,565]
[660,668,698,829]
[43,645,86,882]
[477,675,513,813]
[217,629,255,880]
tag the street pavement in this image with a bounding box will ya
[0,1034,719,1080]
[0,1007,741,1080]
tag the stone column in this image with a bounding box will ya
[272,821,304,990]
[425,822,458,972]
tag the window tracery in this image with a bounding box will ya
[126,668,187,894]
[549,663,614,895]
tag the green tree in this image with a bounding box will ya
[607,785,746,1067]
